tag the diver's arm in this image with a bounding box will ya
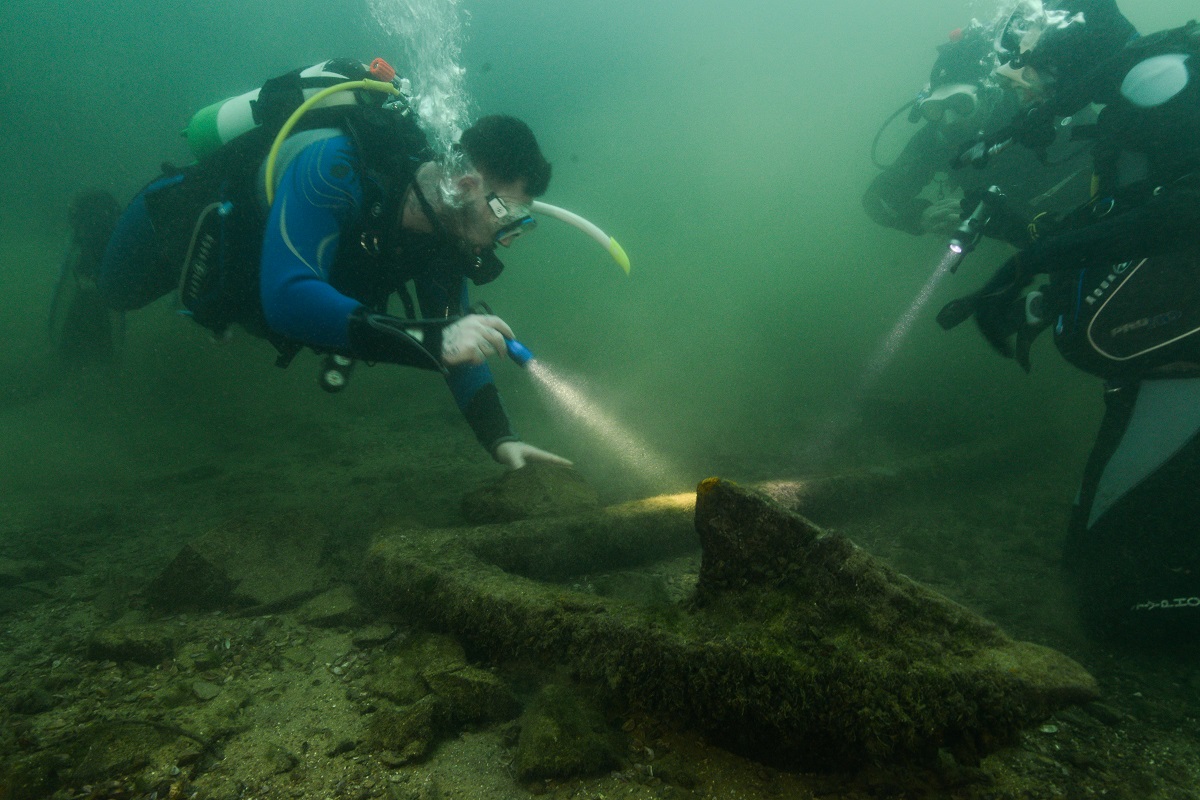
[1018,185,1200,274]
[459,379,519,453]
[259,135,445,369]
[412,274,517,452]
[260,135,366,348]
[862,126,942,236]
[974,192,1043,249]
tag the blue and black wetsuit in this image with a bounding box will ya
[98,129,517,453]
[260,130,517,452]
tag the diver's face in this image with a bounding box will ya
[451,173,534,253]
[928,104,979,137]
[994,62,1052,105]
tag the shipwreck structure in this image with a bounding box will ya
[362,475,1098,770]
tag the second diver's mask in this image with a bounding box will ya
[916,83,981,123]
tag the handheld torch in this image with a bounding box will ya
[505,338,535,368]
[948,185,1005,272]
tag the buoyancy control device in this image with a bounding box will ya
[1047,24,1200,380]
[143,58,428,339]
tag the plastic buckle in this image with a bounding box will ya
[360,232,381,255]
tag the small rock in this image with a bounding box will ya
[411,634,467,676]
[299,585,364,628]
[192,680,222,702]
[143,545,239,612]
[0,587,52,615]
[8,687,57,716]
[365,695,442,763]
[366,657,429,706]
[265,744,299,774]
[515,684,622,781]
[425,665,520,725]
[352,623,396,649]
[280,646,312,669]
[462,462,600,523]
[144,513,334,612]
[0,751,65,799]
[327,739,356,757]
[1081,702,1128,726]
[0,558,55,588]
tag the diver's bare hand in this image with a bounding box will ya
[920,198,965,236]
[493,441,574,470]
[441,314,514,366]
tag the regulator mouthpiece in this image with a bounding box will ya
[506,338,535,367]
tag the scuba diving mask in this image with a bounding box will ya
[917,83,981,122]
[486,193,537,244]
[908,20,996,125]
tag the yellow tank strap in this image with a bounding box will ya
[264,79,400,206]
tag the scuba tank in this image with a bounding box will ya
[182,59,411,161]
[159,57,425,344]
[184,88,262,160]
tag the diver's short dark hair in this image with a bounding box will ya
[1035,0,1138,112]
[459,115,552,197]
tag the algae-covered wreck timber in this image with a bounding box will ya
[362,479,1098,771]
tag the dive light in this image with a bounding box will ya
[468,301,535,367]
[948,185,1005,271]
[505,338,535,368]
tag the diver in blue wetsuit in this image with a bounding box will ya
[939,3,1200,642]
[98,61,569,470]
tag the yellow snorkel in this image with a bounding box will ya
[531,201,631,275]
[264,79,400,206]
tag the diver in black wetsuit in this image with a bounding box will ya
[863,18,1095,248]
[939,1,1200,642]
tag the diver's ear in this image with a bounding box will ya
[453,171,483,200]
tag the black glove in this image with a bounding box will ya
[952,104,1056,170]
[937,255,1026,331]
[937,255,1043,371]
[972,284,1029,365]
[1012,104,1057,151]
[1012,292,1053,373]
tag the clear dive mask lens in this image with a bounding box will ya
[486,192,537,244]
[918,85,980,123]
[494,215,537,244]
